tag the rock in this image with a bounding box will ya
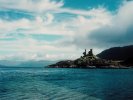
[48,49,130,69]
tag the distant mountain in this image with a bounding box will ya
[0,60,56,67]
[97,45,133,60]
[19,60,56,67]
[0,64,7,67]
[0,60,21,66]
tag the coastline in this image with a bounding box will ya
[48,49,132,69]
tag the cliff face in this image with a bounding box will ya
[97,45,133,60]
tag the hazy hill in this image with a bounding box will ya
[97,45,133,60]
[19,60,56,67]
[0,60,21,66]
[0,64,7,67]
[0,60,56,67]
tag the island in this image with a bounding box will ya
[48,48,130,69]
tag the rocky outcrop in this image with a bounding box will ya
[48,49,128,68]
[49,60,76,68]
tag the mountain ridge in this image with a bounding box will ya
[97,45,133,60]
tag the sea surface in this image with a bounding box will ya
[0,67,133,100]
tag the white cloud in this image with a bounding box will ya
[0,0,112,37]
[0,37,80,61]
[0,1,115,60]
[114,1,133,31]
[57,7,110,16]
[72,1,133,49]
[0,0,64,13]
[53,0,133,55]
[0,0,133,60]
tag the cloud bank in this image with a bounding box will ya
[0,0,133,61]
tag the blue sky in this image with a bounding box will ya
[63,0,122,10]
[0,0,133,61]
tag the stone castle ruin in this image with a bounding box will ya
[49,49,121,68]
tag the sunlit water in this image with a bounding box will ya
[0,67,133,100]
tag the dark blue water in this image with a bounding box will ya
[0,67,133,100]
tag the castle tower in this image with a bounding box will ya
[83,49,87,57]
[88,49,93,56]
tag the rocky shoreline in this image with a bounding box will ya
[48,49,131,69]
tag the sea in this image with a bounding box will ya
[0,67,133,100]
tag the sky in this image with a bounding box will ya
[0,0,133,61]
